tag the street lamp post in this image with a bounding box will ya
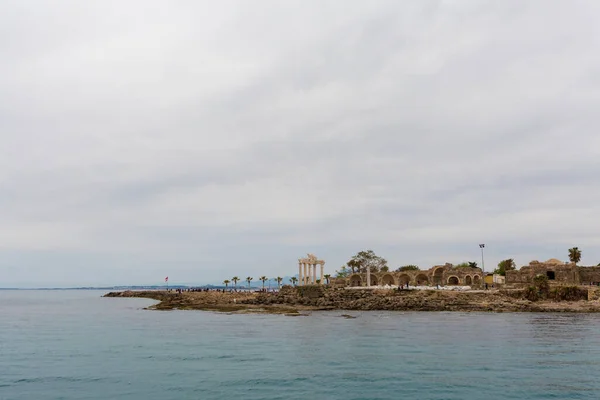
[479,244,485,287]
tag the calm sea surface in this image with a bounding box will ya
[1,290,600,400]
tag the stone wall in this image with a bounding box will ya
[579,267,600,284]
[332,263,483,287]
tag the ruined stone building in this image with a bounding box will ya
[505,259,600,286]
[333,263,484,287]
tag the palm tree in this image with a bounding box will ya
[275,276,283,289]
[324,274,331,285]
[223,279,230,288]
[232,276,240,289]
[246,276,253,289]
[290,277,298,286]
[569,247,582,264]
[259,276,268,290]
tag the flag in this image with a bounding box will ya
[165,276,168,282]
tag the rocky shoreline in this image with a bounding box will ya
[104,285,600,314]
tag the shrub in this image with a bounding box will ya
[524,275,550,301]
[396,265,420,272]
[549,286,588,301]
[454,262,478,269]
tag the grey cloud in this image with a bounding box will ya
[2,0,600,287]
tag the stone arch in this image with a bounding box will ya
[349,274,362,287]
[465,275,472,285]
[398,274,411,286]
[416,274,429,285]
[473,275,481,284]
[370,275,378,286]
[433,268,444,285]
[382,274,395,286]
[447,276,460,285]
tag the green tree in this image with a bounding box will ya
[246,276,253,288]
[223,279,230,288]
[232,276,240,289]
[324,274,331,284]
[494,259,516,276]
[396,265,420,272]
[275,276,283,289]
[569,247,582,264]
[335,266,350,278]
[290,277,298,286]
[347,250,388,273]
[259,276,268,289]
[454,262,478,269]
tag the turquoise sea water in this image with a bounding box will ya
[1,290,600,400]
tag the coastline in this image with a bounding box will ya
[104,286,600,314]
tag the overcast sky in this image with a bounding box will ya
[2,0,600,287]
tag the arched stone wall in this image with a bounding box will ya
[415,274,429,285]
[447,276,459,285]
[398,274,410,285]
[349,274,362,287]
[381,274,395,285]
[433,268,444,285]
[340,265,484,288]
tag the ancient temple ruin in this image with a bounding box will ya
[297,254,326,285]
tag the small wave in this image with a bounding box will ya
[13,376,110,384]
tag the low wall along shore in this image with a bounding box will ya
[104,285,600,314]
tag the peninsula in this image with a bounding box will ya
[104,252,600,314]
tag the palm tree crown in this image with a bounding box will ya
[569,247,582,264]
[223,279,230,288]
[232,276,240,288]
[259,276,268,289]
[246,276,253,288]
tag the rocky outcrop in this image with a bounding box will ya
[103,290,303,313]
[104,286,600,313]
[241,286,600,313]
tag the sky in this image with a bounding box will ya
[1,0,600,287]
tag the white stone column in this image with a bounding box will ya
[303,263,308,285]
[312,264,316,284]
[367,267,371,287]
[298,262,303,286]
[320,264,324,284]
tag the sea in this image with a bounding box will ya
[1,290,600,400]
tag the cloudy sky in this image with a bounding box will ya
[1,0,600,287]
